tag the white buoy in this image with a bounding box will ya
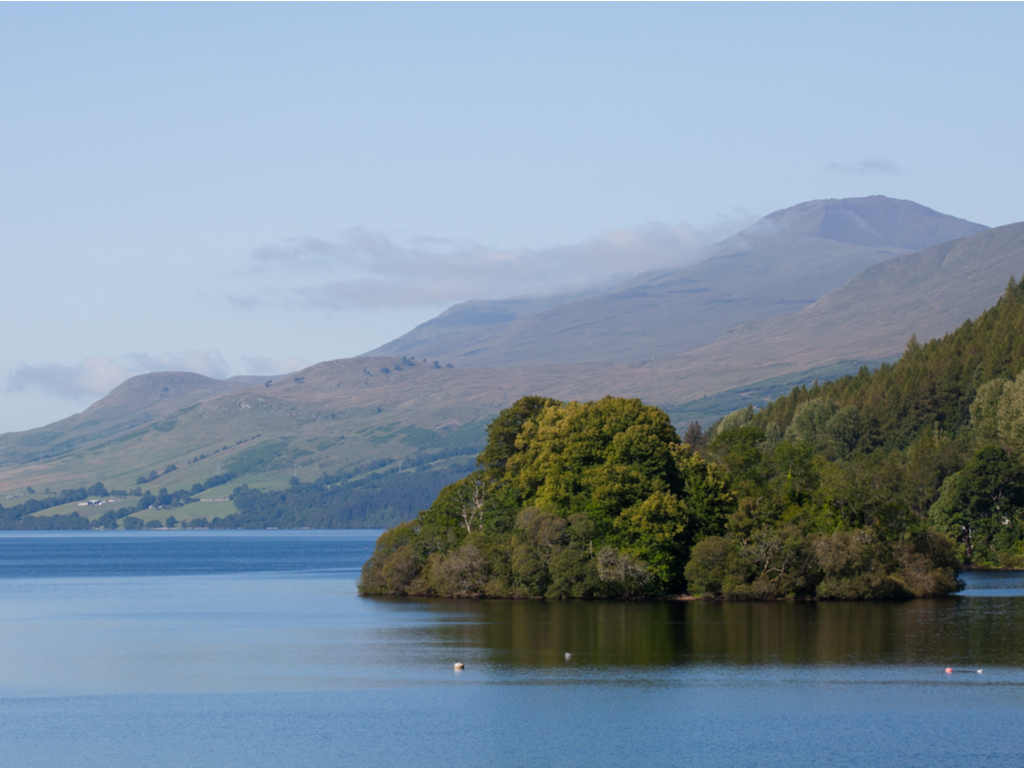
[454,662,464,671]
[565,652,573,660]
[977,669,983,674]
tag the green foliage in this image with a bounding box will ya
[930,446,1024,565]
[970,372,1024,459]
[362,396,737,598]
[714,404,754,437]
[477,395,559,478]
[0,486,94,529]
[684,537,752,597]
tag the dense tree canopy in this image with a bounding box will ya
[360,393,961,600]
[360,396,733,598]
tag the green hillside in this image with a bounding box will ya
[0,358,494,528]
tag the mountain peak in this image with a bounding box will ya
[753,195,988,250]
[367,196,990,369]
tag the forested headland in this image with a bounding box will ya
[360,277,1024,600]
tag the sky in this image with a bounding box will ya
[2,3,1023,434]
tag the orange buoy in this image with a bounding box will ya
[945,667,953,673]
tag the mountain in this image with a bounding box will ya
[0,199,1015,529]
[368,196,987,367]
[663,221,1024,381]
[0,373,263,468]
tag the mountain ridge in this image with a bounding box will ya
[368,196,987,367]
[0,198,1014,530]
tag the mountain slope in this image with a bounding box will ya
[0,204,1013,529]
[0,373,261,467]
[678,221,1024,375]
[368,196,987,367]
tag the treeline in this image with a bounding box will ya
[360,394,962,601]
[213,462,475,529]
[0,484,111,530]
[0,474,237,530]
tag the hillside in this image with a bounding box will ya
[369,196,986,367]
[0,202,1015,530]
[0,372,268,468]
[660,221,1024,379]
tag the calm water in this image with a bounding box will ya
[2,531,1023,767]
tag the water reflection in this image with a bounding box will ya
[368,572,1024,670]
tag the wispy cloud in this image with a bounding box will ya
[239,355,311,376]
[236,222,717,310]
[7,351,231,401]
[826,157,900,176]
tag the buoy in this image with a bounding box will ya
[945,667,953,673]
[565,652,573,660]
[454,662,464,671]
[977,669,983,674]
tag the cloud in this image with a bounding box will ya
[826,157,900,176]
[237,221,717,310]
[7,351,231,401]
[239,355,311,376]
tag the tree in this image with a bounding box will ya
[996,374,1024,458]
[930,446,1024,562]
[477,395,558,477]
[682,421,705,449]
[362,396,734,598]
[454,475,486,533]
[684,536,752,597]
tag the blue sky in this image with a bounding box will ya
[2,3,1022,433]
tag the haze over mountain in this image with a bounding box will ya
[368,196,987,367]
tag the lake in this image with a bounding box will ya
[1,530,1023,767]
